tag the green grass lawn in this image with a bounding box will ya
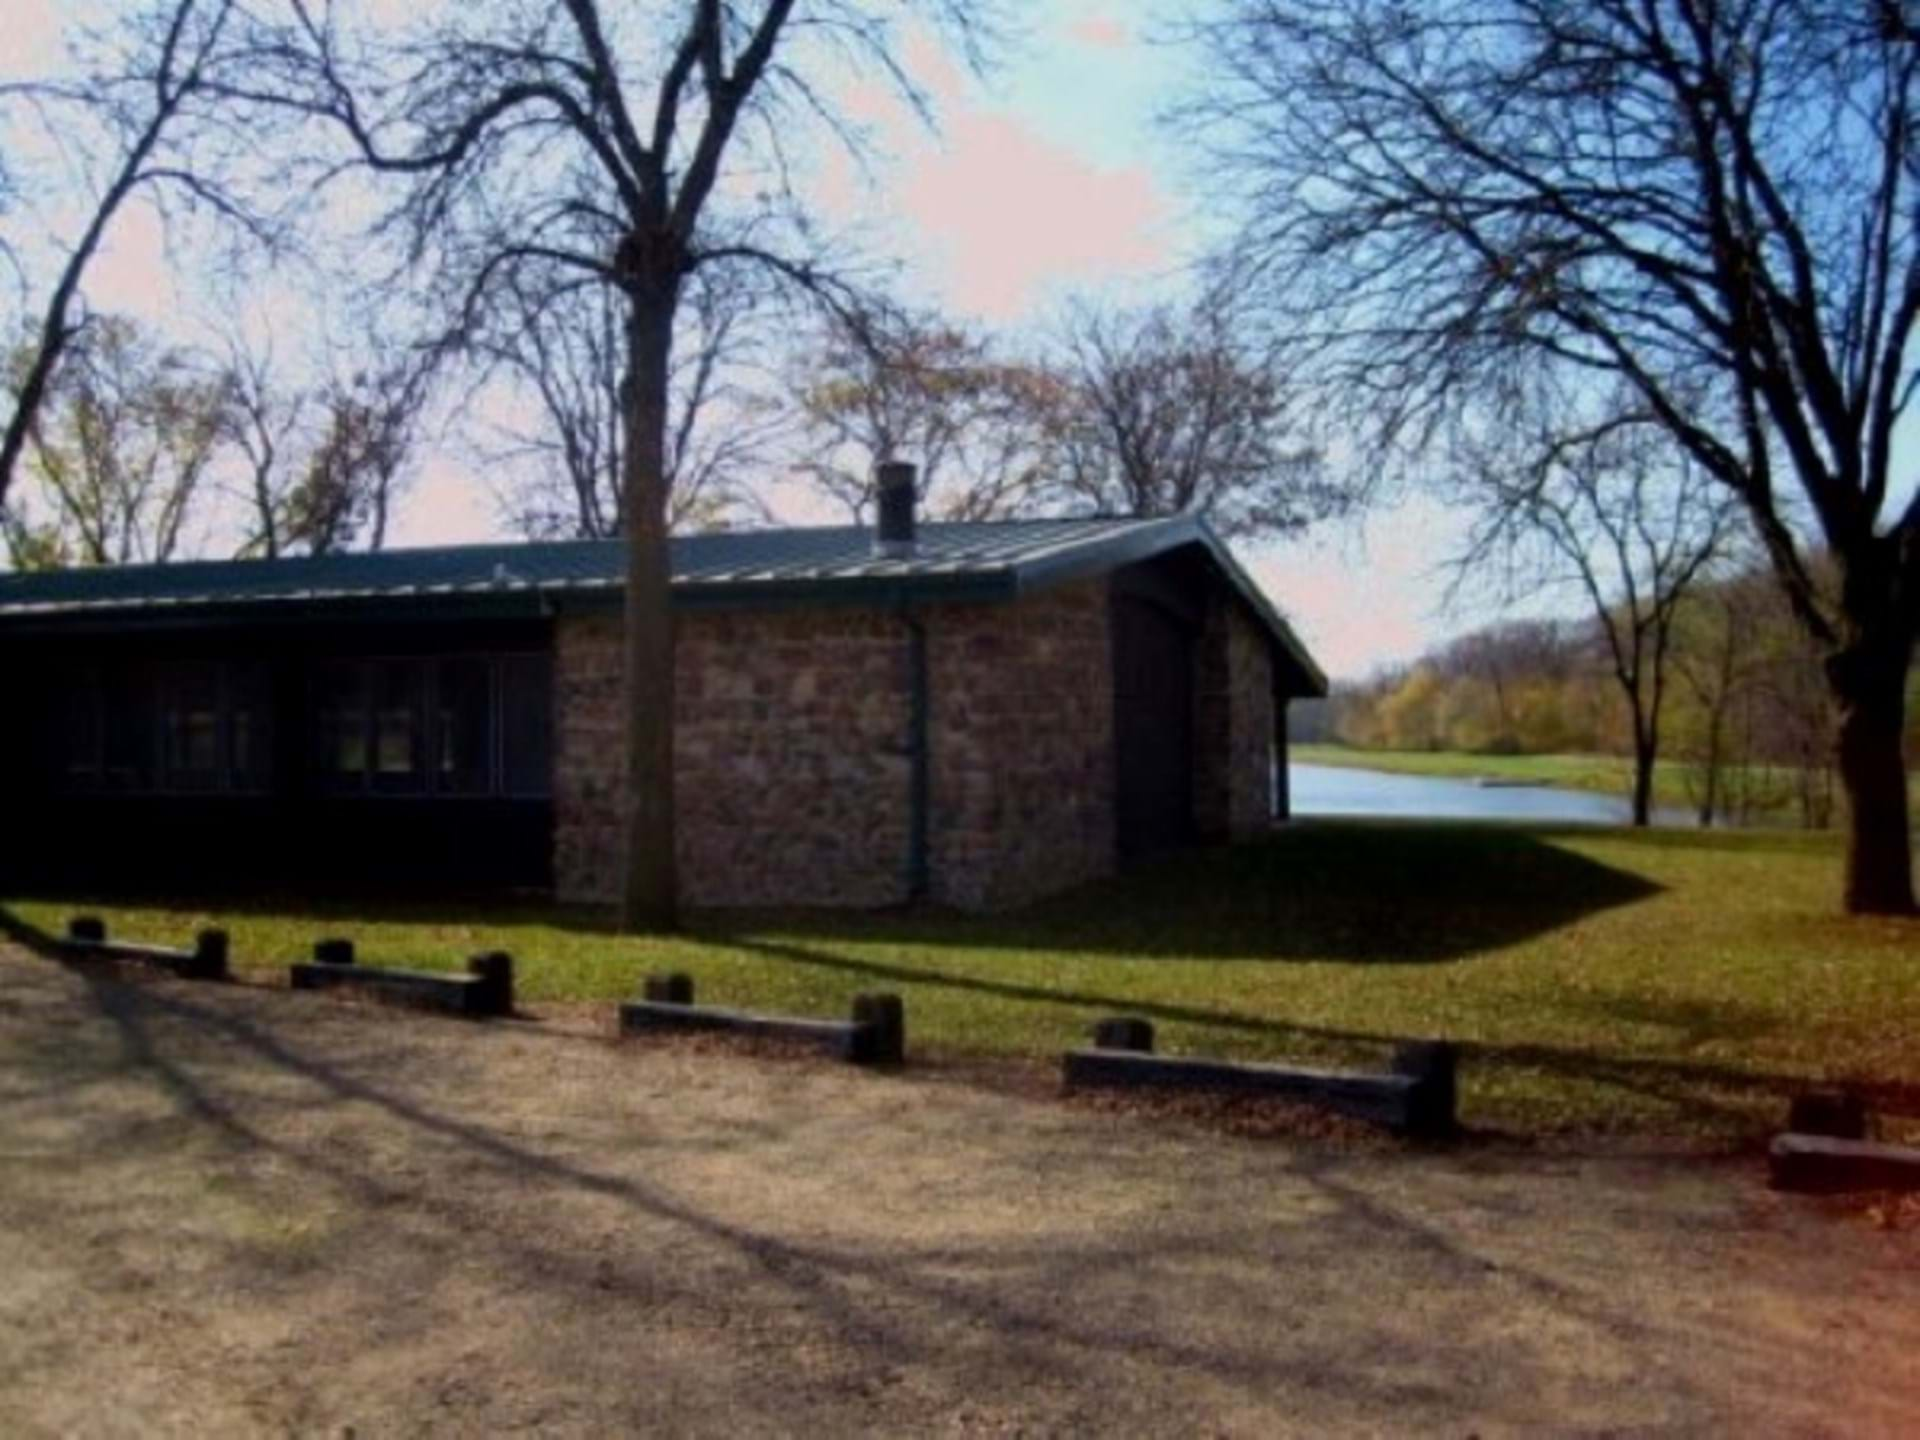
[6,821,1917,1140]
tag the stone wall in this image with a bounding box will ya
[926,579,1117,909]
[1194,594,1277,840]
[553,607,913,908]
[551,569,1272,910]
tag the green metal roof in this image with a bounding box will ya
[0,516,1326,694]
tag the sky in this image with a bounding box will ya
[799,2,1485,681]
[2,0,1485,682]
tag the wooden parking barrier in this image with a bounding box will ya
[1063,1017,1457,1138]
[289,947,514,1019]
[62,916,229,982]
[1769,1134,1920,1194]
[619,976,905,1065]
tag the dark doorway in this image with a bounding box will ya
[1113,594,1195,858]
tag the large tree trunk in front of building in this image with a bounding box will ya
[1828,633,1916,917]
[618,272,681,932]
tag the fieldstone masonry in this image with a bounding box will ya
[1194,595,1279,840]
[554,573,1278,910]
[927,579,1116,910]
[555,606,912,907]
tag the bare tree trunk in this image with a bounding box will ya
[1630,728,1655,828]
[1829,635,1916,915]
[1697,711,1722,829]
[619,274,680,931]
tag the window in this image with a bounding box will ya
[64,670,104,790]
[315,663,371,791]
[62,661,272,795]
[436,658,494,796]
[372,661,426,794]
[311,653,549,799]
[500,655,553,798]
[227,665,273,793]
[102,666,157,793]
[160,664,221,791]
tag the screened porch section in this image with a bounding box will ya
[4,620,557,896]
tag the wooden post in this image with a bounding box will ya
[1788,1091,1868,1140]
[1391,1040,1458,1139]
[468,952,514,1017]
[313,938,356,967]
[851,993,905,1065]
[1273,698,1291,821]
[1092,1016,1156,1053]
[186,929,230,982]
[644,972,695,1005]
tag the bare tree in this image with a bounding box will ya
[1458,404,1735,825]
[221,331,307,558]
[220,330,436,558]
[1047,298,1339,539]
[488,267,782,539]
[3,316,231,567]
[1189,0,1920,912]
[1673,583,1758,828]
[793,303,1059,523]
[0,0,279,511]
[260,0,996,928]
[290,361,430,554]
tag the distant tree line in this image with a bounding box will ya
[1312,562,1920,831]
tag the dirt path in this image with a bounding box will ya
[1,945,1915,1437]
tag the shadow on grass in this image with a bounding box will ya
[704,822,1665,964]
[4,821,1664,966]
[3,897,1915,1139]
[700,929,1920,1132]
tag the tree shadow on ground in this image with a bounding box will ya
[704,822,1664,964]
[3,821,1663,966]
[697,928,1920,1131]
[0,953,1883,1423]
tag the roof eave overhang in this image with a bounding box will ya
[0,518,1329,696]
[1006,513,1328,698]
[0,569,1025,636]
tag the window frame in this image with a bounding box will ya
[61,660,275,798]
[309,651,551,801]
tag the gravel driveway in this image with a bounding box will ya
[1,944,1915,1437]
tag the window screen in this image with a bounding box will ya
[64,669,104,790]
[435,657,493,796]
[102,666,155,793]
[500,654,553,798]
[371,660,426,794]
[160,664,222,791]
[316,662,371,790]
[227,664,273,793]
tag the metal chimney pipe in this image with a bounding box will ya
[873,460,918,558]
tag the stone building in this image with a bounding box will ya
[0,486,1323,910]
